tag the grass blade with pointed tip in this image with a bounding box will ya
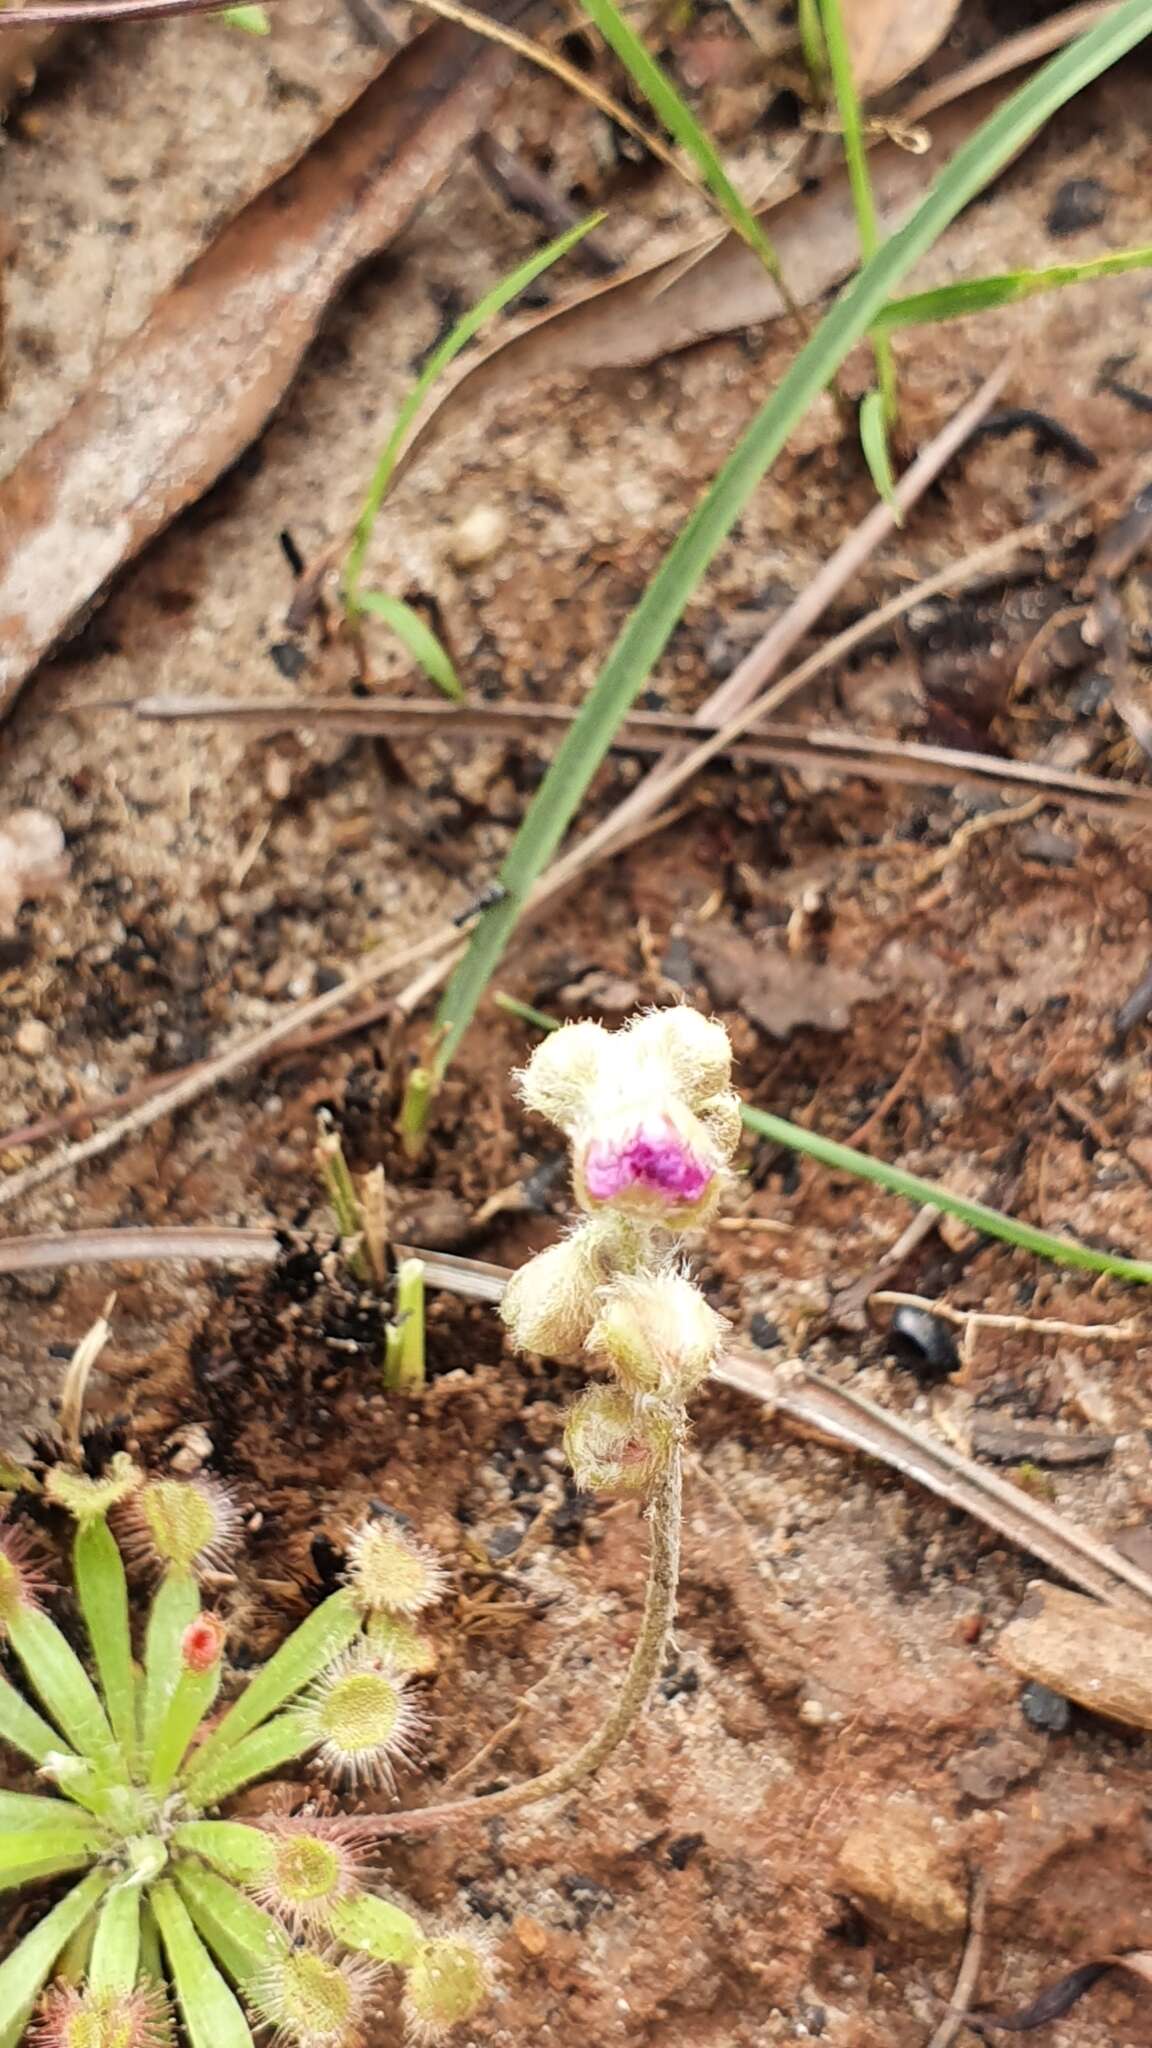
[343,212,605,608]
[876,242,1152,329]
[433,0,1152,1079]
[580,0,783,281]
[739,1102,1152,1284]
[818,0,899,455]
[357,593,464,701]
[151,1882,255,2048]
[859,387,901,517]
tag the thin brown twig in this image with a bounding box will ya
[0,1228,279,1276]
[927,1871,988,2048]
[0,0,276,23]
[870,1291,1144,1344]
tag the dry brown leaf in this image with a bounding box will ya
[0,15,526,722]
[845,0,963,98]
[690,922,877,1039]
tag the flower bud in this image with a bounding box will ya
[181,1612,226,1675]
[563,1385,676,1496]
[500,1221,615,1362]
[345,1521,446,1618]
[586,1269,726,1397]
[516,1019,610,1132]
[696,1088,743,1159]
[623,1007,733,1106]
[403,1932,494,2043]
[573,1100,722,1223]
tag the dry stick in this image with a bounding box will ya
[394,1244,1152,1613]
[362,1447,684,1837]
[0,1228,280,1276]
[0,927,457,1214]
[927,1871,988,2048]
[0,0,282,20]
[870,1290,1143,1343]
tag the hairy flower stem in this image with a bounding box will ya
[363,1446,683,1838]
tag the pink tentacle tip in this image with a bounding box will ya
[582,1114,714,1205]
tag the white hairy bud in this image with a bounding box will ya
[586,1269,727,1397]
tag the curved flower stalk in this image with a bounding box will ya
[369,1007,736,1840]
[0,1479,490,2048]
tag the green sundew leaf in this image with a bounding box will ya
[433,0,1152,1078]
[0,1790,105,1831]
[74,1515,137,1765]
[186,1589,359,1773]
[357,593,464,703]
[738,1103,1152,1283]
[88,1885,142,1998]
[859,388,901,519]
[218,3,270,29]
[876,242,1152,330]
[6,1606,121,1773]
[173,1862,288,1991]
[142,1569,200,1752]
[0,1826,104,1890]
[0,1663,69,1765]
[149,1646,223,1795]
[171,1820,276,1885]
[342,213,604,608]
[151,1881,255,2048]
[0,1868,110,2044]
[582,0,781,279]
[328,1890,422,1966]
[139,1896,176,2044]
[181,1710,316,1809]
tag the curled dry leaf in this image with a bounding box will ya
[844,0,963,99]
[0,808,68,931]
[0,13,526,722]
[690,921,877,1040]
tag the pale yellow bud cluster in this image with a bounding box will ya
[504,1010,734,1496]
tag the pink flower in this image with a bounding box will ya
[580,1112,714,1209]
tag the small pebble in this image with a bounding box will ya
[14,1018,50,1058]
[886,1306,960,1380]
[750,1311,782,1351]
[1046,176,1110,237]
[450,503,507,568]
[1020,1679,1072,1734]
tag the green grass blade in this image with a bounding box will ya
[343,213,604,608]
[859,387,901,517]
[151,1882,255,2048]
[581,0,782,279]
[7,1607,121,1773]
[173,1862,288,1989]
[74,1515,137,1766]
[0,1869,109,2042]
[89,1886,142,1998]
[739,1102,1152,1284]
[433,0,1152,1077]
[877,242,1152,329]
[357,593,464,702]
[142,1568,201,1751]
[818,0,899,437]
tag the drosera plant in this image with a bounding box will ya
[0,1460,491,2047]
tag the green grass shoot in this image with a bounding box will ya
[876,241,1152,329]
[433,0,1152,1084]
[342,213,604,616]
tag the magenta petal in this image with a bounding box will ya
[583,1115,714,1204]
